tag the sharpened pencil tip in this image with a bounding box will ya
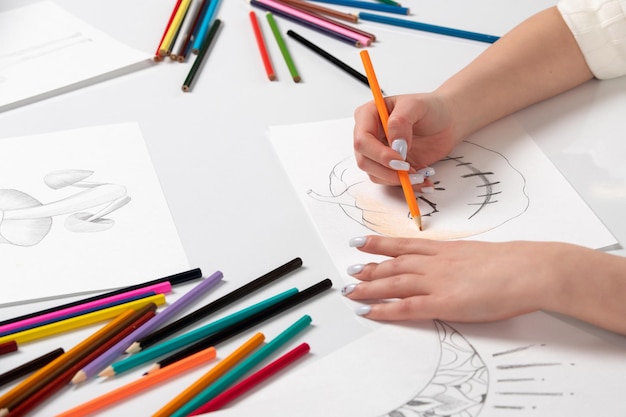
[98,367,114,378]
[413,216,423,231]
[71,371,86,385]
[126,343,141,354]
[146,364,160,374]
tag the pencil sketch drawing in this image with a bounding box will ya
[308,140,530,240]
[0,32,92,84]
[381,321,571,416]
[0,169,130,246]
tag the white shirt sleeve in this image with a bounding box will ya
[557,0,626,79]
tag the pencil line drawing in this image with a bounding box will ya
[308,140,530,240]
[0,169,130,246]
[0,32,93,83]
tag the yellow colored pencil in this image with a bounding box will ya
[152,332,265,417]
[359,50,423,230]
[54,346,217,417]
[159,0,193,56]
[0,294,166,345]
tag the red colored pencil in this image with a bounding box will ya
[248,11,276,81]
[0,340,17,356]
[190,342,310,414]
[154,0,183,60]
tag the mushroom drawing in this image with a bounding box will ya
[0,169,130,246]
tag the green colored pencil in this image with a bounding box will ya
[182,18,222,92]
[265,12,301,83]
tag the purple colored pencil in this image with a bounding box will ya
[71,271,224,384]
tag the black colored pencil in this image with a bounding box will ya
[182,18,222,92]
[147,278,332,372]
[129,257,303,353]
[0,268,202,328]
[0,348,65,388]
[287,29,370,89]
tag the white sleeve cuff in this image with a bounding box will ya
[557,0,626,79]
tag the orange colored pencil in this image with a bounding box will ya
[154,0,183,60]
[152,332,265,417]
[55,346,217,417]
[249,11,276,81]
[359,50,423,230]
[0,303,158,414]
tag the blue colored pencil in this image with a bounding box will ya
[359,12,500,44]
[192,0,223,53]
[309,0,409,15]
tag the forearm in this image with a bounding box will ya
[437,7,594,140]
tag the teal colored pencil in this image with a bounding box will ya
[265,12,301,83]
[99,288,299,377]
[171,315,312,417]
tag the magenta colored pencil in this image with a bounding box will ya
[190,342,310,414]
[0,282,172,335]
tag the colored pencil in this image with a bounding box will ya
[155,0,183,60]
[0,348,64,389]
[147,278,331,374]
[249,11,277,81]
[0,304,157,414]
[0,268,201,328]
[375,0,401,6]
[0,341,17,356]
[190,342,310,414]
[153,333,265,417]
[6,307,157,417]
[287,29,370,88]
[176,0,208,61]
[0,285,167,337]
[280,0,358,23]
[257,0,372,46]
[99,288,298,377]
[358,12,500,43]
[182,18,222,92]
[129,257,302,354]
[265,12,301,83]
[55,347,217,417]
[359,50,423,230]
[191,0,222,53]
[0,294,166,345]
[160,0,193,56]
[170,0,199,60]
[170,315,312,417]
[73,271,223,383]
[309,0,409,15]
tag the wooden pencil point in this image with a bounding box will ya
[98,367,114,378]
[126,343,141,354]
[71,371,87,385]
[413,215,423,231]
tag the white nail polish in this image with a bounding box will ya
[349,237,367,247]
[347,264,364,275]
[421,186,435,194]
[409,173,424,185]
[355,305,372,316]
[341,283,358,295]
[389,160,410,171]
[417,167,435,177]
[391,139,407,160]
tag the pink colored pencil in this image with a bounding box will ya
[0,282,172,335]
[254,0,372,46]
[190,342,310,414]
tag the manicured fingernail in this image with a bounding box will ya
[417,167,435,177]
[391,139,407,160]
[347,264,364,275]
[421,186,434,194]
[349,236,367,247]
[389,160,410,171]
[341,283,358,295]
[409,173,424,185]
[355,305,372,316]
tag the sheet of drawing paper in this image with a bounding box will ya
[208,311,626,416]
[0,1,151,112]
[0,123,189,305]
[268,116,617,276]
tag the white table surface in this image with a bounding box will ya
[1,0,625,415]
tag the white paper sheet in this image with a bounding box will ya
[0,1,151,113]
[0,123,189,305]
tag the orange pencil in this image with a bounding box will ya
[359,50,423,230]
[55,347,217,417]
[0,304,157,414]
[152,332,265,417]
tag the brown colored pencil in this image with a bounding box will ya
[0,303,158,414]
[0,348,64,389]
[0,341,17,357]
